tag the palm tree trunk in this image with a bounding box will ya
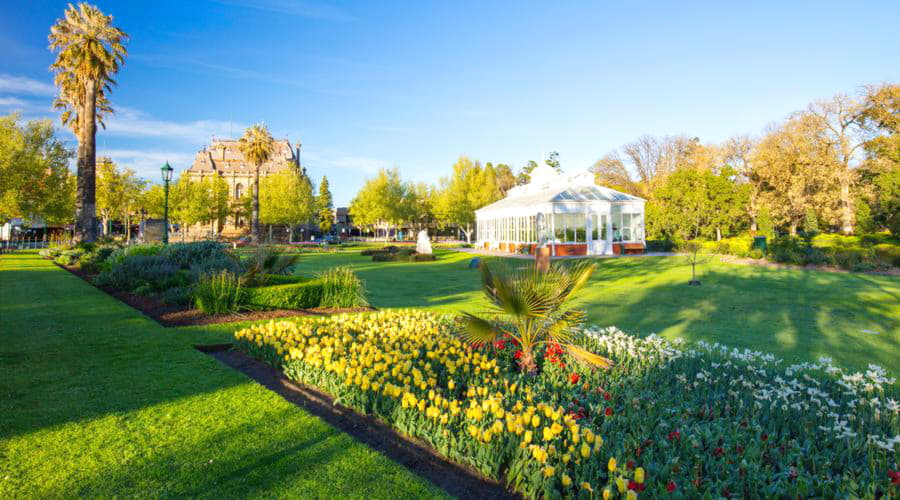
[251,165,260,244]
[75,79,98,242]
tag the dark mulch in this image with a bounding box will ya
[201,345,519,500]
[53,262,375,327]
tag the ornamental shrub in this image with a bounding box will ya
[194,271,244,315]
[317,267,368,308]
[161,285,193,306]
[189,254,243,283]
[244,280,324,310]
[158,241,229,269]
[94,255,183,291]
[873,243,900,267]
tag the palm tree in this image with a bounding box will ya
[49,3,128,242]
[461,260,613,374]
[238,124,275,244]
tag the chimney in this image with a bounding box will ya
[295,140,302,168]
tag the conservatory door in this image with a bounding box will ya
[591,213,609,255]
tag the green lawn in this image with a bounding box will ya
[0,252,446,498]
[293,249,900,372]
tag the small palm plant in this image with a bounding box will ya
[241,246,300,286]
[460,260,612,374]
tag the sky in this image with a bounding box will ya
[1,0,898,206]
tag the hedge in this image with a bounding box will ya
[244,280,324,310]
[371,253,436,262]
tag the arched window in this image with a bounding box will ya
[235,183,243,199]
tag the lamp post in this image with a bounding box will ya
[161,161,174,245]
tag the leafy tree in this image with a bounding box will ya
[592,136,694,198]
[853,198,875,234]
[433,156,502,243]
[751,115,841,235]
[317,176,334,234]
[238,123,275,244]
[0,114,74,226]
[197,175,230,236]
[857,83,900,234]
[517,151,563,185]
[95,158,144,237]
[647,167,747,241]
[493,163,517,195]
[349,167,410,239]
[260,168,315,242]
[49,3,128,242]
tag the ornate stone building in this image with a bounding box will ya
[184,138,302,233]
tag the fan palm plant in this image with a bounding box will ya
[241,246,300,286]
[49,3,128,242]
[238,124,275,244]
[461,260,612,374]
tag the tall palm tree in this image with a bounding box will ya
[238,123,275,244]
[461,260,613,374]
[49,3,127,242]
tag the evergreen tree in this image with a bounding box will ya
[317,176,334,234]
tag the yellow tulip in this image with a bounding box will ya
[581,481,593,492]
[608,457,617,472]
[561,474,572,487]
[602,488,611,500]
[580,443,590,459]
[635,467,645,484]
[542,466,554,478]
[626,491,637,500]
[616,477,626,493]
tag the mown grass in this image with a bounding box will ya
[292,249,900,372]
[0,252,447,498]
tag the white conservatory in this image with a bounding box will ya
[475,164,646,256]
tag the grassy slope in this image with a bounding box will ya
[294,249,900,372]
[0,252,446,498]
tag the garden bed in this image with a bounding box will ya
[200,344,517,499]
[233,310,899,498]
[54,261,373,327]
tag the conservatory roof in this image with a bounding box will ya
[475,176,643,216]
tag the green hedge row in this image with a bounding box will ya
[245,280,325,310]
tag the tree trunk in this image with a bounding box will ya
[463,223,472,244]
[789,220,798,236]
[251,165,260,244]
[288,225,294,243]
[716,227,721,241]
[126,215,131,242]
[75,79,98,242]
[840,173,853,234]
[268,224,273,244]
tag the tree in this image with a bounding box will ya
[493,163,517,195]
[49,3,128,242]
[349,167,410,239]
[752,116,841,235]
[196,176,230,237]
[95,158,143,237]
[168,176,204,241]
[0,114,74,226]
[804,93,867,234]
[857,83,900,235]
[260,168,315,242]
[721,135,759,230]
[517,151,563,185]
[433,156,502,243]
[238,123,275,244]
[317,176,334,234]
[591,135,694,198]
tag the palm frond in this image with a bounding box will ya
[545,309,585,345]
[459,312,501,344]
[566,343,614,369]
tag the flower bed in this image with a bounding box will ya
[234,311,899,498]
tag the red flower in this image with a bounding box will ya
[605,407,613,417]
[761,433,768,442]
[514,350,522,359]
[667,430,681,441]
[889,470,900,485]
[636,483,645,492]
[713,446,724,457]
[494,339,506,350]
[569,373,580,384]
[603,391,612,401]
[666,481,676,493]
[627,481,637,491]
[626,460,635,470]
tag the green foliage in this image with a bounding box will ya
[432,156,503,241]
[244,280,324,310]
[160,286,193,306]
[0,114,74,224]
[648,167,748,240]
[854,198,875,234]
[260,168,315,229]
[317,267,368,308]
[158,241,230,269]
[317,176,334,233]
[460,260,610,373]
[94,255,184,292]
[193,271,244,315]
[756,206,775,239]
[802,207,820,235]
[241,246,301,286]
[107,243,162,265]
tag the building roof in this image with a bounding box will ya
[186,138,299,176]
[476,168,643,217]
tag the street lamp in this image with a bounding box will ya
[161,161,174,245]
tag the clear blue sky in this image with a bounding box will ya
[2,0,898,205]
